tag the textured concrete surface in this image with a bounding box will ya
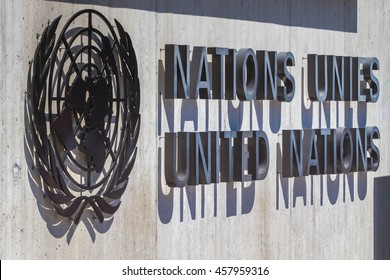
[0,0,389,259]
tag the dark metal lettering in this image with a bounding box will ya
[165,132,190,187]
[258,50,277,100]
[303,129,320,175]
[353,57,365,101]
[352,128,367,172]
[277,52,295,102]
[363,57,380,102]
[165,44,190,99]
[220,131,237,182]
[237,49,258,101]
[225,49,237,100]
[337,128,353,173]
[308,54,328,102]
[208,48,229,99]
[191,46,211,99]
[367,126,380,171]
[189,132,212,185]
[327,56,344,101]
[282,130,303,177]
[248,131,269,180]
[344,56,353,101]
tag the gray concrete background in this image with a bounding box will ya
[1,0,389,259]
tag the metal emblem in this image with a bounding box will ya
[26,10,140,224]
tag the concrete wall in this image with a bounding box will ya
[1,0,389,259]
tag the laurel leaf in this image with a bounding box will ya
[48,141,61,186]
[128,117,140,158]
[38,162,60,189]
[54,196,85,218]
[44,186,74,204]
[72,199,89,225]
[114,19,127,48]
[103,183,127,200]
[32,130,46,163]
[57,170,73,197]
[94,197,121,215]
[118,149,137,184]
[86,198,104,223]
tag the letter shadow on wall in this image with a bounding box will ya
[374,176,390,260]
[158,144,256,224]
[276,140,368,209]
[49,0,357,33]
[157,59,257,223]
[24,65,113,243]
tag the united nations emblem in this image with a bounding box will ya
[26,10,140,224]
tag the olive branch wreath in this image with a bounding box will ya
[26,12,140,225]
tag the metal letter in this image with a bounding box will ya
[189,132,211,185]
[317,129,337,174]
[248,131,269,180]
[258,51,277,100]
[225,49,237,100]
[327,56,344,101]
[367,126,380,171]
[165,132,190,188]
[237,49,258,101]
[282,130,303,177]
[317,129,331,174]
[344,56,353,101]
[191,46,211,99]
[233,131,252,181]
[303,129,320,175]
[308,54,328,102]
[208,48,229,99]
[337,128,353,173]
[351,128,367,172]
[353,57,365,101]
[165,44,190,99]
[277,52,295,102]
[363,57,380,102]
[330,129,338,174]
[220,131,237,182]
